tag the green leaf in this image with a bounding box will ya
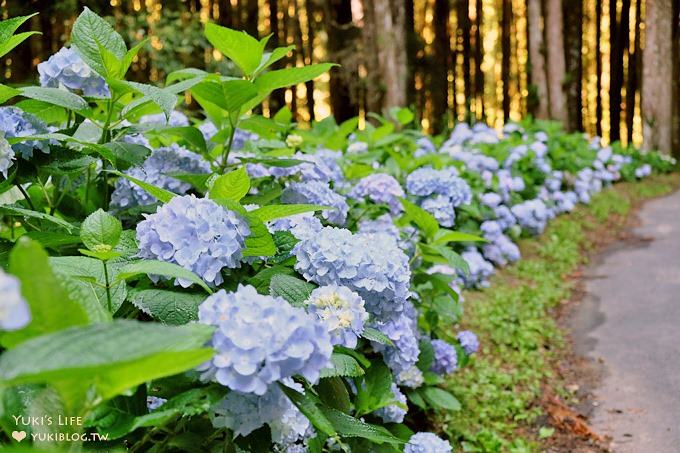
[433,229,486,244]
[191,79,258,115]
[320,353,365,379]
[400,198,439,239]
[242,214,277,257]
[157,126,206,153]
[419,387,461,411]
[121,38,149,76]
[204,23,264,76]
[110,169,176,203]
[209,167,251,201]
[255,45,295,75]
[392,107,415,125]
[355,361,395,415]
[15,99,67,124]
[0,13,37,43]
[80,209,122,252]
[0,321,214,407]
[127,288,205,325]
[122,81,178,120]
[1,238,88,349]
[251,204,329,222]
[279,385,337,437]
[116,259,213,294]
[102,142,151,169]
[361,327,394,346]
[0,83,20,103]
[71,7,127,77]
[269,274,315,306]
[19,86,87,111]
[424,244,470,276]
[317,377,351,414]
[321,407,402,444]
[0,31,40,59]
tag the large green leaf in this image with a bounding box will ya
[19,86,87,111]
[321,407,402,444]
[204,23,264,76]
[209,167,251,202]
[0,83,20,104]
[320,353,365,379]
[400,198,439,239]
[71,7,127,77]
[279,385,337,437]
[0,205,77,233]
[269,274,315,306]
[80,209,122,251]
[127,288,205,325]
[191,79,258,115]
[0,238,88,349]
[102,142,151,169]
[251,204,329,222]
[115,259,213,294]
[122,81,178,120]
[110,170,176,204]
[419,387,461,411]
[0,321,214,407]
[0,14,40,58]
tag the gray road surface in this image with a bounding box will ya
[570,189,680,453]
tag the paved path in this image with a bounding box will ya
[570,189,680,453]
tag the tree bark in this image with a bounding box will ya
[218,0,233,27]
[641,0,674,153]
[432,0,452,133]
[304,0,317,119]
[672,0,680,157]
[457,0,473,116]
[405,0,418,107]
[595,0,603,136]
[545,0,568,124]
[527,0,549,119]
[474,0,485,119]
[324,0,361,122]
[563,0,583,131]
[501,0,513,122]
[268,0,286,113]
[245,0,259,37]
[362,0,408,112]
[610,0,630,142]
[626,0,642,145]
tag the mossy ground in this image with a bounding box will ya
[435,174,680,453]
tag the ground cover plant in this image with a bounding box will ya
[0,9,675,453]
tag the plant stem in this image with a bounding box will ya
[219,122,238,174]
[16,184,36,211]
[102,260,112,313]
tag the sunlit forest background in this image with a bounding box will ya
[2,0,678,154]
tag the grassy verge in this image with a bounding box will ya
[436,174,680,453]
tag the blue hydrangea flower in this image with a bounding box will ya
[458,248,494,288]
[0,134,15,178]
[349,173,405,213]
[406,167,471,227]
[212,385,309,444]
[480,192,502,208]
[421,195,456,227]
[111,144,211,210]
[496,169,526,201]
[0,107,51,159]
[269,150,344,184]
[38,47,110,97]
[414,137,437,157]
[139,111,190,127]
[347,141,368,154]
[494,205,517,230]
[136,195,250,287]
[450,150,499,174]
[198,285,332,395]
[457,330,479,355]
[358,214,418,257]
[198,121,218,141]
[293,227,411,321]
[405,432,452,453]
[511,199,550,235]
[146,396,167,411]
[482,234,520,267]
[431,339,458,375]
[552,191,578,214]
[375,383,407,423]
[0,269,31,331]
[305,285,368,349]
[268,213,324,241]
[282,181,349,225]
[635,164,652,178]
[370,309,420,376]
[397,365,425,388]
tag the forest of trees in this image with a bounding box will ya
[2,0,678,155]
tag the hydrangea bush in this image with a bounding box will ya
[0,9,675,453]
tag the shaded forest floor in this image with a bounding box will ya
[435,173,680,453]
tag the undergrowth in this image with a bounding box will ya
[437,174,680,453]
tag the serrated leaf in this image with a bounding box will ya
[71,7,127,77]
[122,81,178,120]
[81,209,122,251]
[110,169,176,203]
[102,142,151,169]
[19,86,88,111]
[209,167,251,201]
[116,260,213,294]
[269,274,315,306]
[204,23,264,76]
[321,407,402,444]
[361,327,394,346]
[355,361,394,415]
[320,353,365,378]
[317,377,351,414]
[279,385,337,437]
[0,31,40,59]
[251,204,329,222]
[127,288,205,325]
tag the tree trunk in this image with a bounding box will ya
[405,0,418,107]
[595,0,603,136]
[563,0,583,131]
[324,0,361,122]
[527,0,549,119]
[610,0,630,142]
[245,0,259,37]
[362,0,408,112]
[474,0,485,119]
[672,0,680,157]
[641,0,674,153]
[545,0,568,124]
[501,0,512,122]
[457,0,472,116]
[268,0,286,113]
[432,0,452,133]
[626,0,642,145]
[218,0,233,27]
[304,0,317,120]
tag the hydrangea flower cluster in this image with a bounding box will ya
[0,134,15,179]
[293,227,411,321]
[136,195,250,286]
[349,173,405,213]
[268,213,323,241]
[0,107,51,159]
[404,432,453,453]
[111,144,211,210]
[458,248,495,288]
[431,339,458,375]
[457,330,480,355]
[139,111,190,127]
[375,383,408,423]
[197,285,332,395]
[406,167,472,227]
[282,181,349,225]
[38,47,110,97]
[511,199,552,235]
[370,308,420,377]
[0,269,31,331]
[304,284,368,348]
[268,150,344,184]
[146,396,167,411]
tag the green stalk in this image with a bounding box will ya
[102,260,112,313]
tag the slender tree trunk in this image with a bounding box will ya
[474,0,485,119]
[626,0,642,145]
[291,0,314,119]
[405,0,418,107]
[527,0,549,119]
[218,0,233,27]
[269,0,286,113]
[641,0,674,153]
[545,0,568,123]
[672,0,680,157]
[610,0,630,142]
[362,0,408,112]
[244,0,259,37]
[457,0,473,116]
[432,0,452,133]
[594,0,603,136]
[563,0,583,131]
[324,0,360,121]
[501,0,512,121]
[304,0,316,119]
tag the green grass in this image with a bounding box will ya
[436,174,680,453]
